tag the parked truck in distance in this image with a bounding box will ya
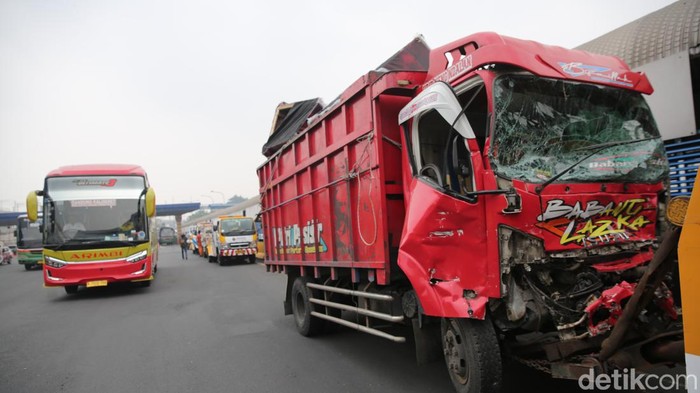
[16,213,43,270]
[26,164,158,294]
[158,226,177,245]
[210,215,257,265]
[257,32,681,393]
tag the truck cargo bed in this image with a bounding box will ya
[258,70,426,285]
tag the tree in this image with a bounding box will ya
[227,195,246,204]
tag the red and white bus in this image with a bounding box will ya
[26,164,158,294]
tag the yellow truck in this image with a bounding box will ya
[675,184,699,388]
[211,215,257,265]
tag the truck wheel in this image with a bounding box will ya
[218,254,225,266]
[248,255,256,264]
[291,277,325,336]
[441,317,502,393]
[64,285,78,295]
[24,264,32,271]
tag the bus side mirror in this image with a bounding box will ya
[26,191,39,222]
[145,187,156,217]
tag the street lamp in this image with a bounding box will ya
[210,190,225,204]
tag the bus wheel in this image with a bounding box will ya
[291,277,325,336]
[64,285,78,295]
[441,317,502,393]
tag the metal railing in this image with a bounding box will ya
[665,133,700,197]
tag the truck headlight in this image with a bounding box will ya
[44,256,66,268]
[126,250,148,263]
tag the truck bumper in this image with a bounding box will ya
[219,248,256,257]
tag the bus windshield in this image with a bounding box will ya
[43,176,149,247]
[490,74,668,184]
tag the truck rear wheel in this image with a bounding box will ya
[291,277,325,336]
[441,317,502,393]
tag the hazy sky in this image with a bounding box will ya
[0,0,678,211]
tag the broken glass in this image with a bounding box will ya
[490,74,668,184]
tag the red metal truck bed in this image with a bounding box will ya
[258,70,426,285]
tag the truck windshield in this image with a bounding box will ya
[18,217,43,249]
[44,176,148,247]
[220,218,255,236]
[490,74,668,184]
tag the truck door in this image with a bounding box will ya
[397,81,494,319]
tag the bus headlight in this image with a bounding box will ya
[126,250,148,263]
[44,256,66,268]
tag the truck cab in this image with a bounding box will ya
[212,215,257,265]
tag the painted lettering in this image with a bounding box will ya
[274,219,327,255]
[536,197,653,246]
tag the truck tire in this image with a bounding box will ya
[24,264,32,271]
[64,285,78,295]
[291,276,325,336]
[441,317,502,393]
[248,255,256,264]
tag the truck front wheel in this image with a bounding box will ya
[441,317,502,393]
[291,277,325,336]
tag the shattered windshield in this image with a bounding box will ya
[491,74,668,184]
[220,218,255,236]
[43,176,148,246]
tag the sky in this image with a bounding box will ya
[0,0,679,211]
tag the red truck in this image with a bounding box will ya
[258,33,681,392]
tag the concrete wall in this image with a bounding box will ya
[637,50,697,139]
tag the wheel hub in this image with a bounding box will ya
[443,325,469,384]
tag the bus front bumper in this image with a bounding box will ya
[43,259,153,287]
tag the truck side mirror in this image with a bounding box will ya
[26,191,39,222]
[145,188,156,217]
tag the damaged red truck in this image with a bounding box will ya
[258,32,681,393]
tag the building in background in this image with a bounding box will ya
[577,0,700,196]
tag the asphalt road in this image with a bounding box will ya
[0,246,577,393]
